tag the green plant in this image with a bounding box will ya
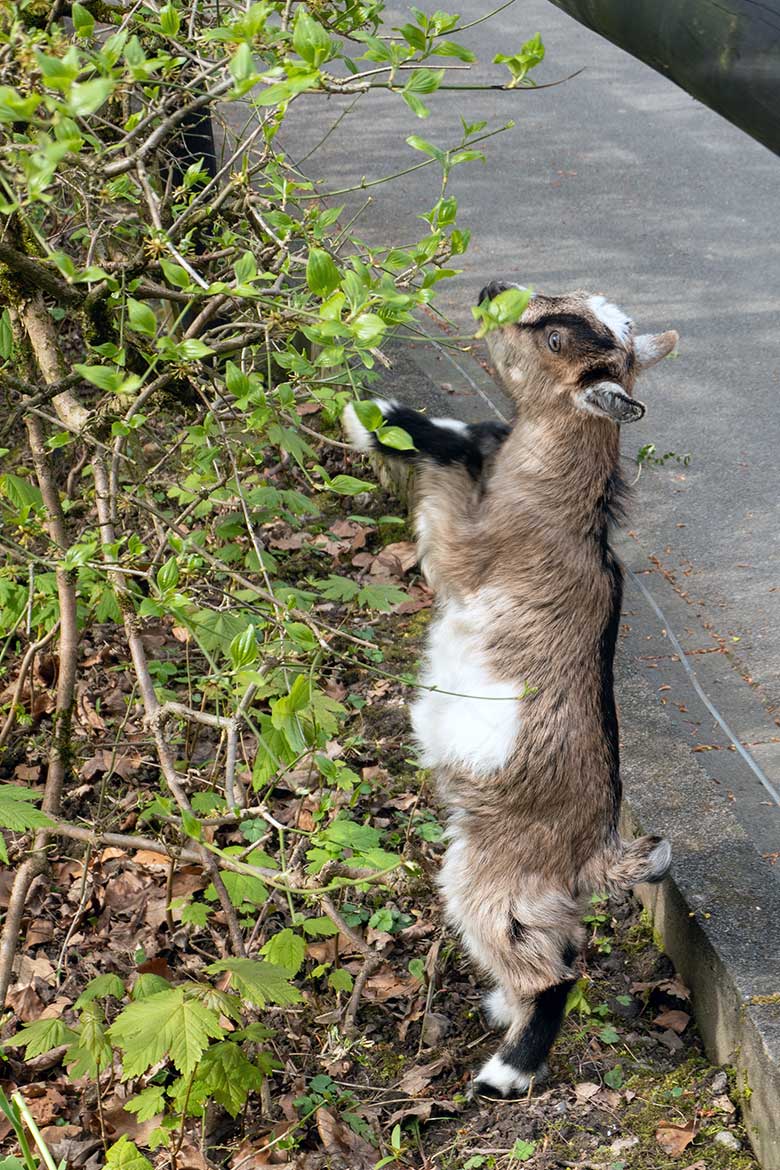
[0,0,547,1158]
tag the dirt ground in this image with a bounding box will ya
[0,478,762,1170]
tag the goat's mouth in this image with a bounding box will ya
[477,280,532,308]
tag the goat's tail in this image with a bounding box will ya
[583,834,672,895]
[342,398,510,479]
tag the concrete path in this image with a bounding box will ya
[276,3,780,1160]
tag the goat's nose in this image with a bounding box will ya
[477,280,511,307]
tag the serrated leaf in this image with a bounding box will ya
[11,1017,79,1059]
[195,1041,264,1116]
[0,785,53,832]
[123,1085,166,1122]
[108,988,223,1077]
[75,972,125,1009]
[352,399,383,431]
[106,1136,154,1170]
[130,972,172,1000]
[260,928,305,976]
[328,968,353,992]
[302,916,340,937]
[206,958,303,1007]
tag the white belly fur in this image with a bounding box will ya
[411,591,521,776]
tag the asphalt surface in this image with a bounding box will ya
[267,10,780,1156]
[277,0,780,858]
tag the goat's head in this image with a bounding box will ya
[478,282,678,426]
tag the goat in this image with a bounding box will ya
[343,284,678,1100]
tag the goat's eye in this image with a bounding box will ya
[548,331,561,353]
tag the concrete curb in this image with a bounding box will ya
[366,337,780,1168]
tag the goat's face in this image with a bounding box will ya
[478,283,678,426]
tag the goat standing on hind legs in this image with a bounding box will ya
[343,283,679,1100]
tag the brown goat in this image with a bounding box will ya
[343,284,678,1098]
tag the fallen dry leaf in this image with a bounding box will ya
[653,1009,691,1034]
[574,1082,600,1102]
[21,1083,68,1128]
[6,982,45,1021]
[364,968,421,1001]
[396,1057,447,1096]
[656,1119,696,1157]
[316,1106,376,1170]
[712,1093,736,1114]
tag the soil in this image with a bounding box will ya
[0,479,761,1170]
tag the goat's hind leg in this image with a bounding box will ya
[472,900,583,1101]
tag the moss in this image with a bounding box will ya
[569,1056,756,1170]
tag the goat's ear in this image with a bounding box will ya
[580,382,646,424]
[634,329,678,370]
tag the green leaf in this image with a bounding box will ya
[229,43,255,84]
[328,968,353,993]
[404,68,445,94]
[156,556,179,592]
[351,312,386,345]
[302,916,340,937]
[123,1085,166,1122]
[472,285,533,337]
[510,1139,536,1162]
[159,258,190,289]
[131,973,172,1000]
[357,582,408,611]
[325,474,376,496]
[159,3,181,36]
[180,901,212,927]
[604,1065,624,1089]
[206,958,303,1007]
[377,424,414,451]
[260,929,305,976]
[306,248,341,298]
[72,2,95,36]
[599,1024,620,1044]
[0,473,43,511]
[406,134,445,162]
[229,625,257,669]
[69,78,116,116]
[11,1017,79,1058]
[74,363,125,392]
[106,1136,154,1170]
[352,399,383,431]
[321,818,380,853]
[195,1040,265,1116]
[75,973,125,1009]
[0,310,12,360]
[293,7,332,67]
[315,575,361,603]
[108,988,223,1077]
[127,298,157,337]
[0,785,53,833]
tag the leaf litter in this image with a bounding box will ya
[0,473,759,1170]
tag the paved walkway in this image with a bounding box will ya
[279,4,780,1159]
[283,0,780,849]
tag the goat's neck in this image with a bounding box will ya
[488,411,622,534]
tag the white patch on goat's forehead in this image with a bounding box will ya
[587,295,632,343]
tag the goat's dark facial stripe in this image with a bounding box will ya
[523,313,615,352]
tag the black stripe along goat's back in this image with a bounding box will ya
[343,283,678,1100]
